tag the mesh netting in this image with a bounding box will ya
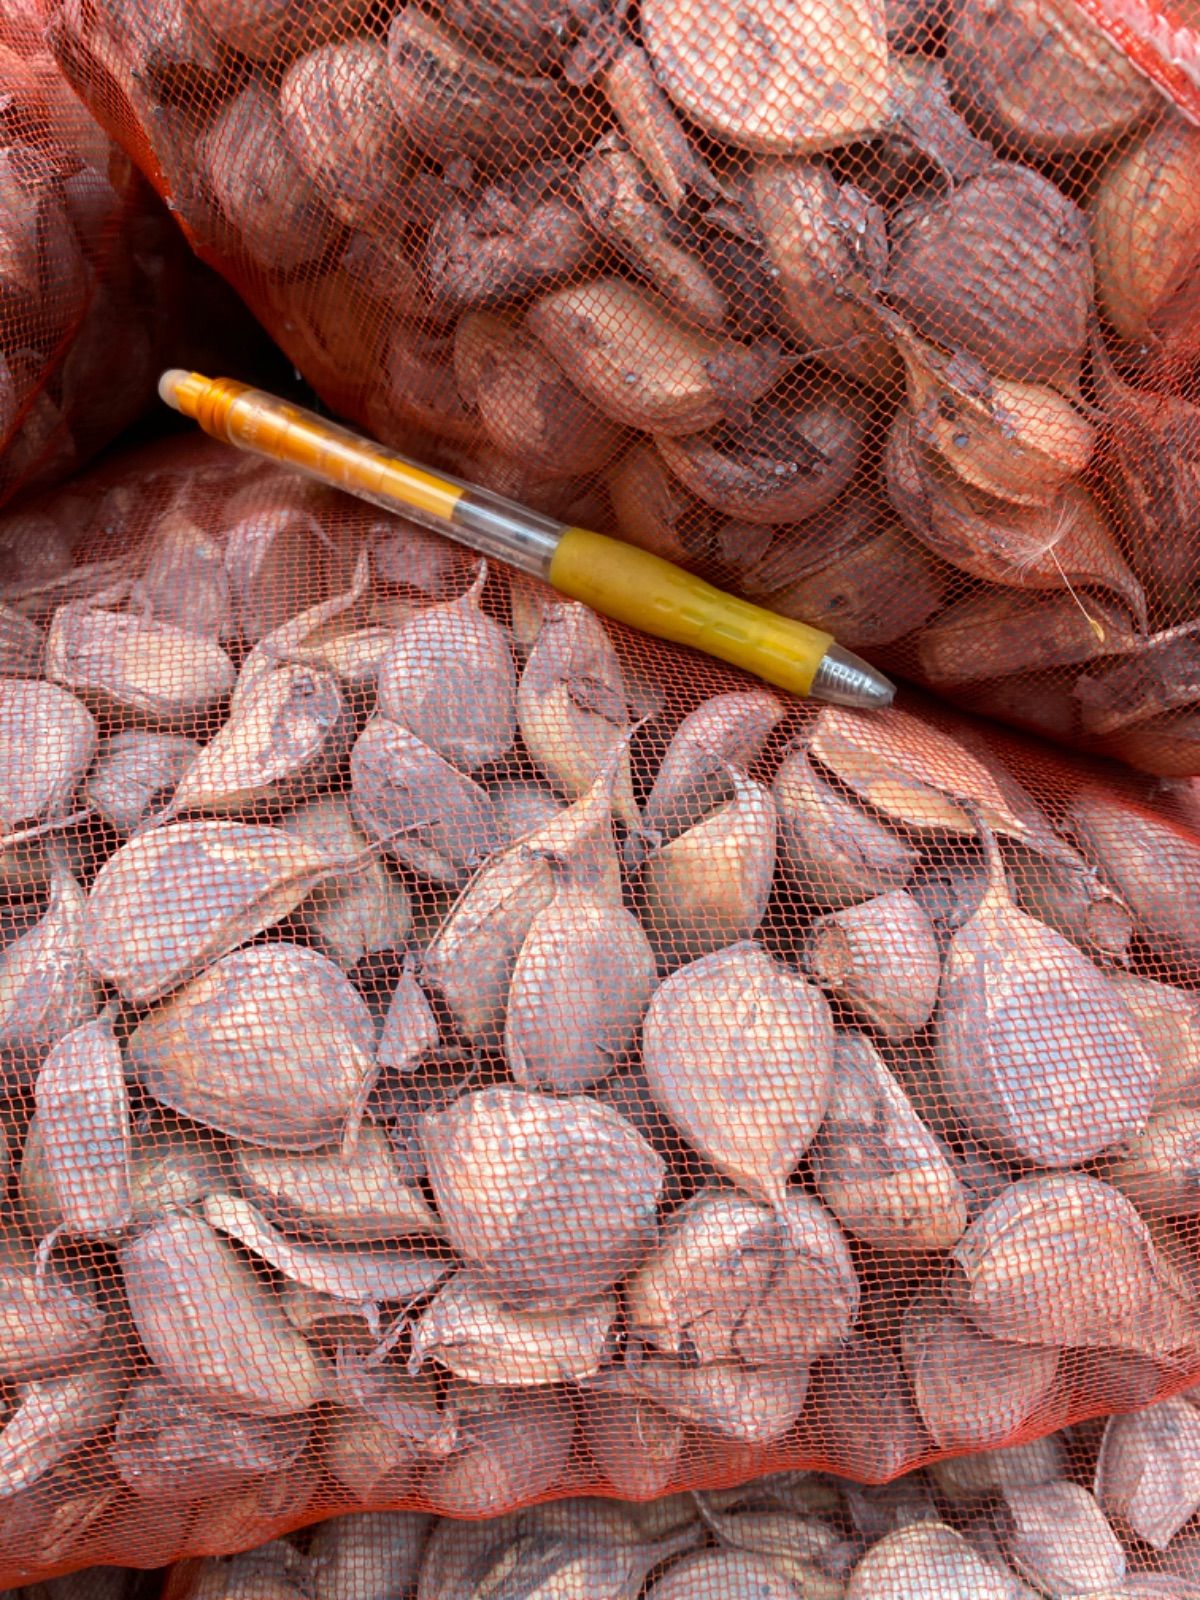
[1,433,1200,1581]
[160,1412,1200,1598]
[7,1568,149,1599]
[36,0,1200,777]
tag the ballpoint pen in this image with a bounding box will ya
[159,370,895,710]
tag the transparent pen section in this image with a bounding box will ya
[451,492,563,580]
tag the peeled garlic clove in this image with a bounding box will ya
[642,767,777,961]
[517,600,639,828]
[1067,785,1200,968]
[506,884,656,1092]
[0,1238,104,1380]
[931,1434,1066,1503]
[902,1294,1060,1450]
[83,819,337,1004]
[806,890,940,1041]
[0,679,94,834]
[233,1124,441,1242]
[84,730,198,836]
[1103,1107,1200,1216]
[121,1211,323,1415]
[0,857,96,1074]
[35,1014,130,1242]
[952,1172,1195,1356]
[774,743,917,909]
[410,1269,615,1386]
[642,940,833,1210]
[641,0,886,153]
[422,754,621,1043]
[376,565,516,772]
[999,1482,1126,1597]
[168,662,349,817]
[1108,971,1200,1108]
[112,1376,310,1503]
[1092,112,1200,343]
[422,1085,664,1309]
[0,1357,125,1499]
[643,691,783,844]
[350,716,500,885]
[281,797,410,973]
[626,1339,809,1444]
[887,164,1091,384]
[45,601,235,726]
[424,1383,575,1516]
[1095,1397,1200,1551]
[813,1034,966,1251]
[128,942,377,1151]
[846,1522,1016,1600]
[584,1368,683,1499]
[527,277,783,436]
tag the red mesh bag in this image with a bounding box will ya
[160,1412,1200,1598]
[36,0,1200,777]
[2,431,1200,1581]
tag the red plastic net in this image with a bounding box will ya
[35,0,1200,778]
[2,432,1200,1582]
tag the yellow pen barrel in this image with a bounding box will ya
[550,526,833,698]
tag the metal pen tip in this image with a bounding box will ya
[810,644,896,709]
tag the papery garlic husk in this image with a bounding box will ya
[45,601,236,727]
[886,164,1091,384]
[642,690,784,845]
[84,730,198,836]
[774,742,918,910]
[0,1355,125,1501]
[517,600,640,827]
[944,0,1158,154]
[377,969,439,1076]
[642,941,834,1210]
[505,883,656,1092]
[309,1511,433,1600]
[931,1433,1066,1503]
[34,1013,130,1242]
[332,1342,457,1460]
[490,779,564,843]
[625,1337,810,1444]
[423,1383,575,1516]
[0,857,96,1077]
[640,0,887,153]
[654,383,865,526]
[233,1123,441,1242]
[128,942,377,1151]
[111,1376,311,1503]
[82,818,339,1004]
[1091,111,1200,343]
[131,509,233,643]
[951,1172,1197,1356]
[583,1367,683,1499]
[846,1522,1018,1600]
[998,1481,1126,1597]
[1108,970,1200,1108]
[350,716,500,885]
[1103,1106,1200,1215]
[813,1033,966,1251]
[628,1186,858,1367]
[917,586,1139,688]
[409,1269,615,1386]
[527,277,784,436]
[324,1410,420,1504]
[642,766,777,961]
[421,751,622,1044]
[885,413,1145,615]
[936,820,1157,1166]
[1004,839,1133,963]
[281,797,411,973]
[421,1086,665,1309]
[892,317,1095,507]
[120,1211,324,1415]
[1067,786,1200,967]
[376,565,516,772]
[1095,1396,1200,1550]
[805,890,941,1041]
[751,158,893,384]
[0,678,94,834]
[221,475,353,647]
[901,1293,1060,1450]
